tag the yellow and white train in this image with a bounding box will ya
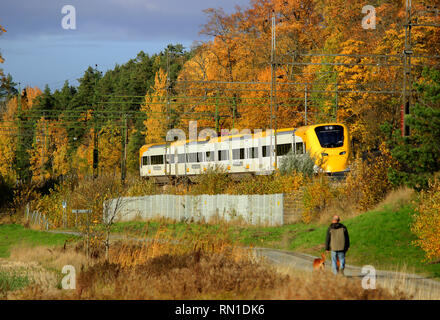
[139,123,350,182]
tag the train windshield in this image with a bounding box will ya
[314,125,344,148]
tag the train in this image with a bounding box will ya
[139,123,350,183]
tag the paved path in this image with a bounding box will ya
[48,229,440,298]
[255,247,440,298]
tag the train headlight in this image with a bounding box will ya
[321,152,329,157]
[339,151,346,155]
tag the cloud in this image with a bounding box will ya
[0,0,250,41]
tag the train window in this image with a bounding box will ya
[218,150,229,161]
[166,154,175,164]
[295,142,304,154]
[314,125,344,148]
[177,154,186,163]
[232,148,245,160]
[150,155,164,165]
[248,147,258,159]
[187,153,197,163]
[142,156,149,166]
[276,143,291,156]
[197,152,204,162]
[262,145,271,157]
[206,151,214,161]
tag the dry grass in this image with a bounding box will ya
[0,259,59,299]
[316,186,415,225]
[378,264,440,300]
[2,218,421,300]
[270,267,407,300]
[9,244,88,272]
[8,239,409,300]
[375,187,415,211]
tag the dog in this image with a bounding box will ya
[313,252,326,271]
[313,252,340,271]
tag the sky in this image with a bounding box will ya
[0,0,250,90]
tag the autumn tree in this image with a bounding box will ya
[141,69,168,144]
[412,178,440,262]
[0,24,5,84]
[29,117,51,182]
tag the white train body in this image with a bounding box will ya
[140,128,305,182]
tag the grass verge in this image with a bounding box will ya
[109,205,440,279]
[0,224,78,258]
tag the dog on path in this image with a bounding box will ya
[313,252,340,271]
[313,252,326,271]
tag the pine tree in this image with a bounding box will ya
[387,68,440,190]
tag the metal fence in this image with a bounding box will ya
[25,204,54,230]
[107,194,284,226]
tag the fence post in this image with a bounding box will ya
[25,203,30,221]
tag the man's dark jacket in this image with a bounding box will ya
[325,223,350,252]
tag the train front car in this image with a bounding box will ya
[297,123,350,176]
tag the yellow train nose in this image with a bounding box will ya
[323,156,348,173]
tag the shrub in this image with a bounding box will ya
[411,178,440,262]
[189,166,231,195]
[345,143,393,211]
[228,172,304,195]
[125,177,157,196]
[302,176,334,223]
[279,151,316,178]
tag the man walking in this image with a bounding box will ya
[325,215,349,275]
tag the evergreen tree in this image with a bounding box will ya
[386,68,440,190]
[53,80,76,111]
[34,84,56,116]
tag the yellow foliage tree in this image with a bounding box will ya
[0,97,18,181]
[29,117,51,182]
[412,178,440,262]
[97,123,122,177]
[28,118,70,182]
[51,125,70,178]
[141,69,168,144]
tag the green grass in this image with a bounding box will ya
[0,269,30,294]
[286,205,440,278]
[0,224,77,258]
[110,205,440,278]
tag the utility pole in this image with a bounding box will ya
[93,64,99,179]
[215,90,220,134]
[166,50,172,178]
[402,1,440,136]
[304,83,308,125]
[335,81,338,122]
[402,0,413,137]
[121,113,127,183]
[41,119,46,183]
[270,10,278,169]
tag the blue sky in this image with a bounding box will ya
[0,0,250,90]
